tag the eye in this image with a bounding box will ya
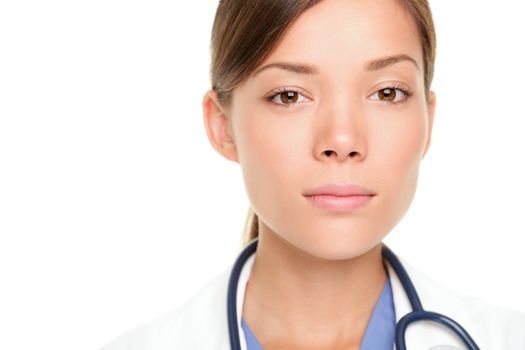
[369,83,413,105]
[266,87,309,108]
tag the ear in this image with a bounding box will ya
[202,89,239,163]
[422,90,436,160]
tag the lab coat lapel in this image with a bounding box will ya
[386,256,482,349]
[218,251,256,350]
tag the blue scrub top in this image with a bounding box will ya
[241,272,396,350]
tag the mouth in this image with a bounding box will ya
[303,183,376,211]
[304,194,375,211]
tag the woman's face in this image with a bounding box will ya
[204,0,435,260]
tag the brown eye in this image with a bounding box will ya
[267,88,308,107]
[370,86,411,105]
[379,88,397,102]
[279,91,298,104]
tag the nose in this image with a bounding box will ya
[313,98,367,163]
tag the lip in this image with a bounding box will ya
[303,183,376,211]
[303,183,376,197]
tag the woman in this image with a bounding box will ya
[100,0,525,349]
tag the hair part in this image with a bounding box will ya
[209,0,437,249]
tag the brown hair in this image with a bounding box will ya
[208,0,437,249]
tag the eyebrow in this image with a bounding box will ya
[252,54,420,77]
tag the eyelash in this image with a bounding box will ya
[266,83,413,108]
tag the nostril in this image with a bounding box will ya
[323,150,360,158]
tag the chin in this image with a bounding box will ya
[287,229,383,262]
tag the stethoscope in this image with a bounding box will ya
[227,238,481,350]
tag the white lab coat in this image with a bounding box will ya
[100,250,525,349]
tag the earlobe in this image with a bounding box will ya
[202,89,239,163]
[422,90,436,160]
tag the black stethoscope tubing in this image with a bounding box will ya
[227,238,480,350]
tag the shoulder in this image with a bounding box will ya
[456,293,525,347]
[97,310,174,350]
[401,258,525,348]
[98,267,231,350]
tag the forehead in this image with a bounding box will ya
[253,0,422,77]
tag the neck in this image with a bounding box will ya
[241,226,387,349]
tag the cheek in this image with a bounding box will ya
[235,107,304,220]
[372,110,428,230]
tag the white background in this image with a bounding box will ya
[1,1,524,349]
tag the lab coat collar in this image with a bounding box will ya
[386,255,481,349]
[229,247,482,350]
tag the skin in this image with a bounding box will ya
[202,0,436,348]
